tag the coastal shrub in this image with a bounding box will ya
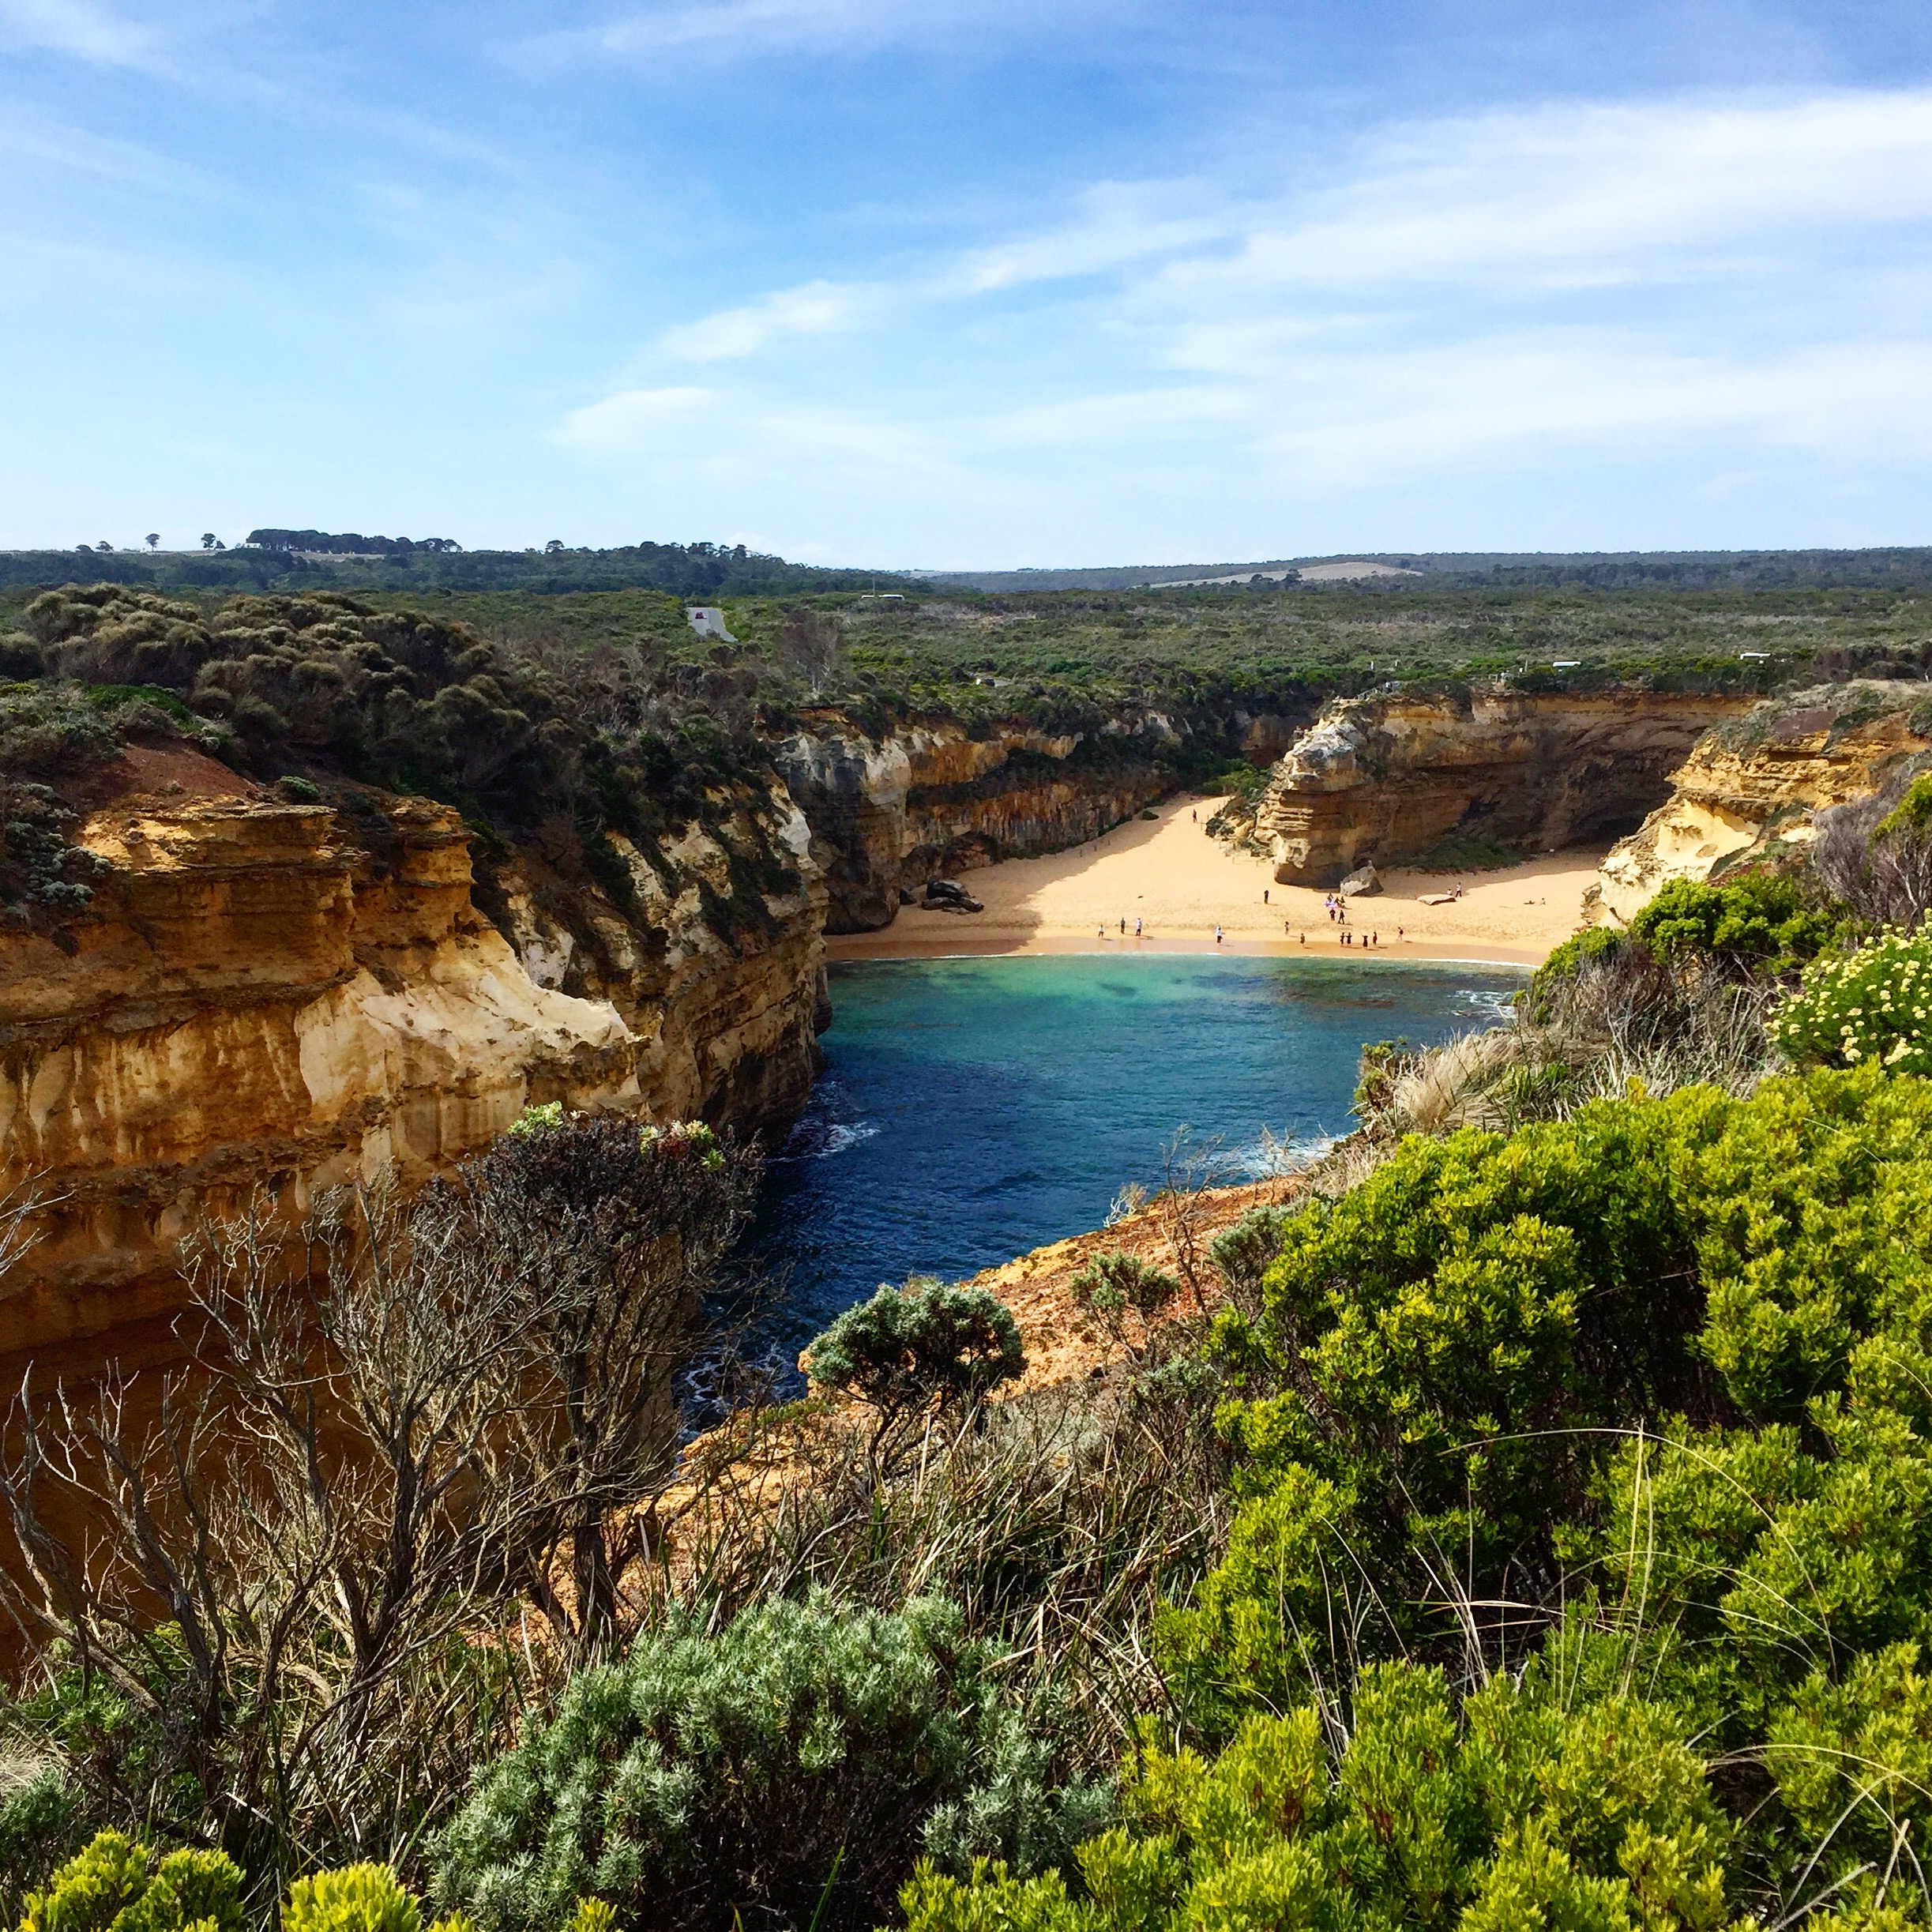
[283,1866,423,1932]
[21,1831,243,1932]
[919,1063,1932,1931]
[0,1768,78,1923]
[803,1281,1023,1457]
[900,1658,1737,1932]
[436,1593,1096,1932]
[1629,871,1836,970]
[0,779,109,918]
[1770,926,1932,1074]
[1200,1099,1705,1633]
[1066,1253,1179,1355]
[1204,1206,1291,1317]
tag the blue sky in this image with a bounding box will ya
[4,0,1932,564]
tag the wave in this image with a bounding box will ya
[1230,1129,1337,1178]
[775,1117,881,1162]
[1453,986,1520,1023]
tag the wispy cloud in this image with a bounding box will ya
[655,280,878,361]
[0,0,164,67]
[551,83,1932,554]
[513,0,1069,67]
[1168,88,1932,299]
[558,385,721,452]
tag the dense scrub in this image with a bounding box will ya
[906,1061,1932,1932]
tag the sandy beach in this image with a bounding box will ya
[825,792,1603,966]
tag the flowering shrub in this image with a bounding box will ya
[639,1118,724,1170]
[1768,927,1932,1073]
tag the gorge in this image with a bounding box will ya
[0,579,1893,1374]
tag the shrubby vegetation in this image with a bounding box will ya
[17,600,1932,1931]
[437,1593,1103,1932]
[1771,925,1932,1072]
[802,1280,1024,1464]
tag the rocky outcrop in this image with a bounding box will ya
[0,763,826,1362]
[1595,682,1932,923]
[774,718,1175,931]
[1257,686,1749,887]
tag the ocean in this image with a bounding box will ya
[745,952,1524,1378]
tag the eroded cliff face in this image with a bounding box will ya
[1257,686,1750,887]
[1595,682,1932,922]
[0,761,826,1360]
[773,717,1175,931]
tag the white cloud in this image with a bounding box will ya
[952,180,1238,294]
[557,385,719,450]
[514,0,1073,66]
[1170,89,1932,298]
[0,0,161,66]
[655,280,876,361]
[553,84,1932,555]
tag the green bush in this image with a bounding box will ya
[1770,926,1932,1074]
[1066,1253,1179,1356]
[283,1866,423,1932]
[21,1831,242,1932]
[1629,871,1836,969]
[436,1593,1099,1932]
[1197,1096,1702,1656]
[802,1281,1023,1455]
[901,1656,1737,1932]
[0,1768,78,1924]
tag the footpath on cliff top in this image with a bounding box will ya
[826,791,1599,966]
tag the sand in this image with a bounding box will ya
[825,793,1603,967]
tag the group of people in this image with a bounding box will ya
[1091,887,1405,952]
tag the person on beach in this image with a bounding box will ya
[1119,918,1126,934]
[1372,931,1378,947]
[1135,918,1142,937]
[1215,925,1223,944]
[1263,889,1269,904]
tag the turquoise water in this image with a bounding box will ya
[751,953,1522,1374]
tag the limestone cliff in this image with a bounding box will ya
[773,716,1175,931]
[0,758,826,1362]
[1257,686,1749,888]
[1595,681,1932,923]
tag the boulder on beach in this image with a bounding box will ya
[1338,863,1382,898]
[923,878,985,913]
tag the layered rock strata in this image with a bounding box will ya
[1258,686,1749,887]
[1595,682,1932,923]
[0,767,825,1361]
[774,719,1173,931]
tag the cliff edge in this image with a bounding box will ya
[1594,681,1932,922]
[0,754,826,1361]
[1257,685,1749,887]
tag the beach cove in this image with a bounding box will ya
[826,791,1602,965]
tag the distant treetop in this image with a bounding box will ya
[245,529,464,554]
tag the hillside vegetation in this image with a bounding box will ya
[10,573,1932,1931]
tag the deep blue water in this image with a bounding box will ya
[749,953,1522,1373]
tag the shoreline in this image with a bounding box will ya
[827,939,1536,968]
[825,792,1600,970]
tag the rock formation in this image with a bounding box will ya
[1257,686,1750,887]
[0,756,826,1363]
[1594,682,1932,923]
[773,718,1175,931]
